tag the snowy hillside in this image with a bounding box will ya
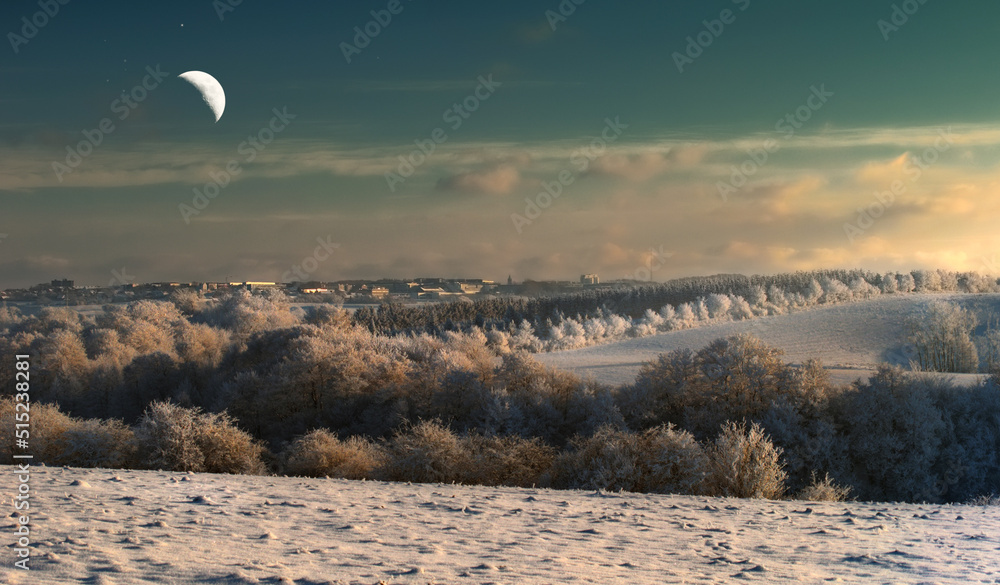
[3,465,997,584]
[537,294,1000,387]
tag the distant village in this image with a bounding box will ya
[0,274,623,306]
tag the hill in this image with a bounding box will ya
[537,294,1000,387]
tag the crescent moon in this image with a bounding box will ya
[178,71,226,123]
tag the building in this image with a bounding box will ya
[581,274,600,285]
[234,281,280,292]
[51,279,74,288]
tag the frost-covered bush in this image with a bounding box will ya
[383,419,473,484]
[133,401,266,474]
[548,424,708,495]
[0,398,135,468]
[705,421,786,500]
[641,424,711,495]
[0,398,74,464]
[795,472,852,502]
[463,434,556,488]
[283,429,385,479]
[60,418,137,469]
[548,426,644,492]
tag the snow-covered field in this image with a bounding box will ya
[3,465,998,584]
[538,293,1000,387]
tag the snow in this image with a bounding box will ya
[537,294,1000,387]
[4,465,998,584]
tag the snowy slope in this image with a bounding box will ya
[537,294,1000,387]
[3,465,998,584]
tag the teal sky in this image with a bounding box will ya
[2,0,1000,287]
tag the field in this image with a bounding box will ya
[538,293,1000,387]
[4,465,998,584]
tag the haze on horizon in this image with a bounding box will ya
[2,0,1000,288]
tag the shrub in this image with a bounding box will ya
[0,398,75,464]
[706,421,787,499]
[133,401,266,474]
[60,418,137,468]
[640,424,710,495]
[383,420,473,484]
[965,493,1000,506]
[795,472,852,502]
[0,398,135,468]
[548,424,707,494]
[284,429,385,479]
[463,434,556,488]
[549,426,643,492]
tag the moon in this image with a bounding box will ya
[178,71,225,123]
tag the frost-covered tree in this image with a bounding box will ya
[897,272,916,293]
[706,294,733,319]
[879,272,898,294]
[907,301,979,373]
[839,366,946,502]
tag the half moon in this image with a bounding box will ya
[178,71,226,123]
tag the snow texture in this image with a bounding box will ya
[3,465,998,584]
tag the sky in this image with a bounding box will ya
[2,0,1000,288]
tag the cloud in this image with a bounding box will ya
[516,21,556,43]
[438,164,522,195]
[854,153,912,186]
[587,146,708,182]
[589,152,674,182]
[740,176,827,218]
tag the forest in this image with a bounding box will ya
[1,268,999,504]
